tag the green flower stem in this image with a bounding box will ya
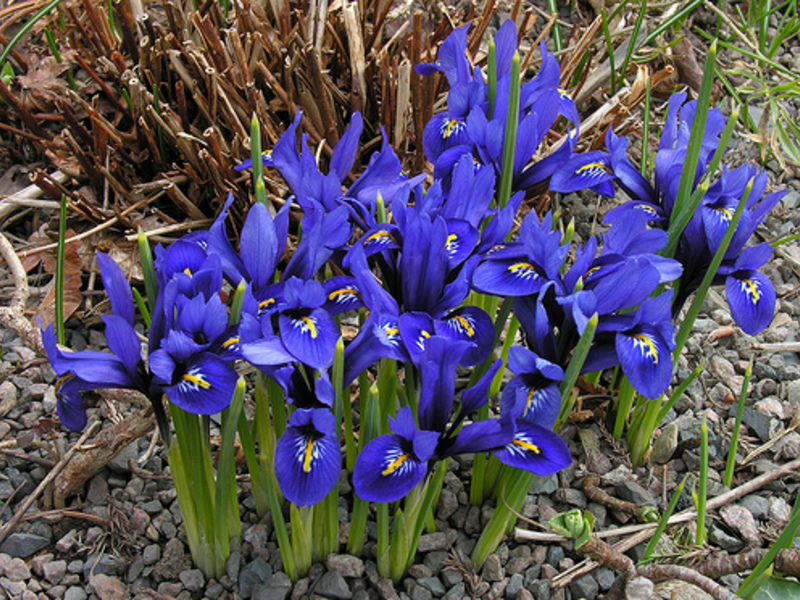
[555,314,598,430]
[290,505,313,576]
[628,397,662,467]
[376,502,390,576]
[348,383,380,555]
[469,403,491,506]
[641,77,651,176]
[613,377,637,440]
[471,469,534,568]
[268,377,287,439]
[378,358,397,432]
[641,473,688,563]
[236,411,269,517]
[137,228,158,316]
[548,0,562,52]
[489,315,519,397]
[673,179,754,359]
[318,485,340,559]
[600,11,616,96]
[497,53,520,210]
[214,379,245,564]
[131,288,150,328]
[725,358,753,488]
[265,465,296,580]
[229,280,247,326]
[55,195,67,345]
[404,461,448,576]
[697,412,709,545]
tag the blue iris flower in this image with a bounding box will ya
[353,336,571,503]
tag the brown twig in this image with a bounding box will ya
[0,421,102,548]
[0,230,41,354]
[637,564,739,600]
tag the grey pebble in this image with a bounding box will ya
[530,475,558,495]
[43,560,67,585]
[440,582,464,600]
[416,577,445,597]
[239,556,272,600]
[142,545,161,566]
[179,569,205,592]
[530,579,551,600]
[4,557,31,581]
[326,554,365,579]
[0,533,51,558]
[63,587,87,600]
[315,571,352,599]
[505,573,523,599]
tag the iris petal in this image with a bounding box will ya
[491,422,571,476]
[353,434,429,503]
[472,258,545,297]
[615,325,673,399]
[274,409,340,506]
[726,270,775,335]
[163,352,237,415]
[97,253,135,325]
[278,308,338,370]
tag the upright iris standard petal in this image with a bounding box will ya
[102,314,143,378]
[160,352,238,415]
[274,409,341,506]
[615,324,673,399]
[97,253,135,325]
[240,202,280,291]
[491,422,572,475]
[726,270,775,335]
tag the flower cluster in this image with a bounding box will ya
[43,20,783,527]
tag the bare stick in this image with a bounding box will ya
[0,230,41,354]
[0,421,101,547]
[637,564,739,600]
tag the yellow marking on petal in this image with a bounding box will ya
[452,315,475,337]
[300,316,318,339]
[303,438,314,473]
[717,207,733,221]
[512,439,541,454]
[443,119,459,138]
[508,262,536,273]
[421,330,431,338]
[54,373,74,393]
[384,327,399,337]
[631,334,659,365]
[635,204,658,215]
[525,388,536,415]
[382,454,409,476]
[258,298,275,311]
[183,373,211,389]
[446,233,458,251]
[183,268,193,278]
[743,278,761,303]
[328,288,360,302]
[222,337,240,349]
[365,231,397,245]
[575,162,612,175]
[557,87,571,99]
[584,266,601,279]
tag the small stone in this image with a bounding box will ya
[422,551,447,575]
[777,432,800,460]
[315,571,352,599]
[405,581,432,600]
[5,557,31,581]
[505,573,524,599]
[43,560,68,585]
[407,565,431,579]
[721,505,761,547]
[64,586,88,600]
[529,579,550,600]
[440,567,462,588]
[441,583,464,600]
[126,556,144,583]
[481,554,504,583]
[554,488,586,508]
[152,538,190,582]
[86,476,108,505]
[179,569,205,592]
[0,381,18,417]
[615,480,655,506]
[435,489,458,521]
[708,525,744,553]
[142,545,160,566]
[0,533,51,558]
[206,583,224,600]
[755,397,784,419]
[417,532,449,553]
[108,442,138,474]
[578,428,612,475]
[741,495,770,520]
[88,573,128,600]
[516,589,534,600]
[741,407,775,443]
[651,424,679,465]
[239,557,272,600]
[530,475,558,495]
[326,554,365,579]
[1,577,27,597]
[770,497,791,524]
[226,552,241,582]
[568,574,599,600]
[546,546,564,568]
[375,579,399,600]
[83,554,119,580]
[652,580,713,599]
[625,576,655,600]
[416,577,445,598]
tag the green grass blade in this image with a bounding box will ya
[497,53,520,210]
[640,474,688,563]
[724,358,752,488]
[0,0,64,71]
[55,195,67,345]
[696,412,708,545]
[214,378,245,567]
[137,228,158,316]
[616,0,647,90]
